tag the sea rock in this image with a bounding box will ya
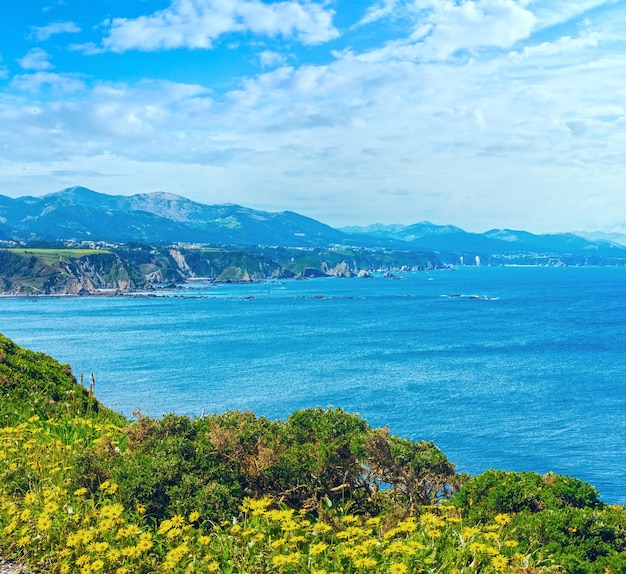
[299,268,327,278]
[328,261,354,278]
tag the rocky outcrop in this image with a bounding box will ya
[215,267,252,283]
[327,261,354,278]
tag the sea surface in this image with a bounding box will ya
[1,266,625,504]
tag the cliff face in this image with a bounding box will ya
[0,250,145,295]
[0,245,448,295]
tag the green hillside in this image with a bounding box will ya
[0,334,624,573]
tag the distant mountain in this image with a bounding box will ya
[573,230,626,248]
[341,221,464,241]
[0,187,348,247]
[483,229,625,253]
[1,187,625,264]
[342,221,626,260]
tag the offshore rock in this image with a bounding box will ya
[299,268,327,279]
[328,261,354,278]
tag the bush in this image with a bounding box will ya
[452,469,602,521]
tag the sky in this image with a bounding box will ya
[1,0,625,233]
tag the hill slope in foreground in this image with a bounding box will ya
[0,333,624,573]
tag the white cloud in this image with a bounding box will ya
[100,0,339,53]
[346,0,536,63]
[530,0,619,30]
[258,50,288,68]
[3,1,626,232]
[31,21,81,41]
[355,0,400,27]
[17,48,54,71]
[423,0,536,57]
[512,34,599,59]
[10,72,85,93]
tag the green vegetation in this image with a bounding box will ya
[1,242,448,294]
[0,248,140,295]
[9,249,112,263]
[0,333,624,573]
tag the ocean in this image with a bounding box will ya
[1,265,624,504]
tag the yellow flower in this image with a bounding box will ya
[121,546,142,558]
[314,522,333,534]
[354,556,378,568]
[341,514,360,524]
[198,535,211,545]
[107,549,121,561]
[117,524,141,538]
[24,492,37,505]
[271,555,290,567]
[158,519,173,534]
[383,528,399,539]
[491,554,509,571]
[66,532,82,548]
[137,538,153,552]
[281,519,299,532]
[420,512,444,528]
[92,541,110,553]
[74,487,88,497]
[170,514,186,527]
[484,531,499,541]
[285,552,301,564]
[485,546,500,556]
[207,562,220,572]
[101,503,124,519]
[384,541,415,555]
[309,542,328,555]
[461,526,481,539]
[494,513,512,526]
[44,501,59,513]
[397,518,417,533]
[188,511,200,522]
[37,514,52,531]
[389,564,408,574]
[98,518,116,532]
[240,496,272,515]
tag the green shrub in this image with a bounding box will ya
[452,469,602,521]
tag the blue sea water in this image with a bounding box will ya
[1,266,625,504]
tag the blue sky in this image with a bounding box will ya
[1,0,625,233]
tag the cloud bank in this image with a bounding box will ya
[1,0,626,233]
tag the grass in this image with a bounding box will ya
[8,249,112,264]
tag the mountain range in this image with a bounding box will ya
[1,186,626,262]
